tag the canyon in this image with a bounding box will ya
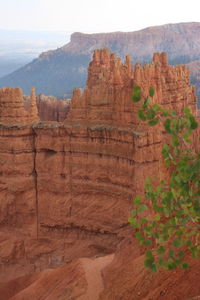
[0,22,200,102]
[0,49,200,299]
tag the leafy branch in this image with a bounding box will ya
[129,86,200,272]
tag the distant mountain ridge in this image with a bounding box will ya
[0,22,200,100]
[0,29,70,77]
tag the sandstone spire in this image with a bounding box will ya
[68,49,197,124]
[0,87,39,125]
[29,88,39,122]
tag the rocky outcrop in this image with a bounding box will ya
[24,94,71,122]
[1,240,200,300]
[0,87,39,125]
[187,59,200,105]
[99,237,200,300]
[0,50,199,298]
[1,22,200,98]
[36,95,70,122]
[69,49,197,124]
[0,254,114,300]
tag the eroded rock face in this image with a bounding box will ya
[0,254,114,300]
[0,87,39,125]
[36,95,71,122]
[99,237,200,300]
[0,50,199,298]
[1,22,200,99]
[69,49,197,124]
[24,94,71,122]
[1,240,200,300]
[187,59,200,106]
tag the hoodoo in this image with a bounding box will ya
[0,87,39,125]
[0,49,199,299]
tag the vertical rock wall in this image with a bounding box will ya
[68,49,197,124]
[0,50,199,282]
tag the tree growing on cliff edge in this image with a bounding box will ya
[129,86,200,272]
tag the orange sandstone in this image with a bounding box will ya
[0,50,199,299]
[0,87,39,125]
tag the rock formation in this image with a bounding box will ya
[69,50,197,124]
[23,94,71,122]
[0,49,199,299]
[1,22,200,99]
[187,59,200,107]
[36,94,71,122]
[0,87,39,125]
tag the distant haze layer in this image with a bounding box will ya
[0,22,200,105]
[0,29,71,77]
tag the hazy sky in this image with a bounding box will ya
[0,0,200,33]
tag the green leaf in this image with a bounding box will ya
[182,262,189,269]
[138,110,147,121]
[161,108,169,117]
[148,118,159,126]
[131,210,137,217]
[134,195,141,206]
[164,119,171,133]
[178,251,185,258]
[158,257,164,266]
[135,232,144,243]
[169,250,175,257]
[150,264,158,272]
[152,104,161,112]
[186,240,192,247]
[184,107,191,117]
[154,214,161,221]
[167,261,177,270]
[138,204,148,213]
[146,250,153,258]
[189,115,198,130]
[129,218,140,228]
[162,144,170,158]
[143,97,150,109]
[132,86,141,102]
[176,229,184,237]
[172,239,181,248]
[171,135,180,147]
[144,239,152,246]
[157,246,166,255]
[170,110,177,117]
[149,87,155,97]
[147,109,156,120]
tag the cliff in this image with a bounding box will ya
[187,60,200,106]
[0,50,199,299]
[0,22,200,99]
[69,50,196,124]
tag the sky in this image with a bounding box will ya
[0,0,200,33]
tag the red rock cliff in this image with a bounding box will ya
[0,50,199,293]
[69,49,196,124]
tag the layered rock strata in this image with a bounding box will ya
[0,49,199,288]
[69,50,196,124]
[0,87,39,125]
[1,22,200,99]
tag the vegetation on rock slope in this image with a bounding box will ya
[129,86,200,271]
